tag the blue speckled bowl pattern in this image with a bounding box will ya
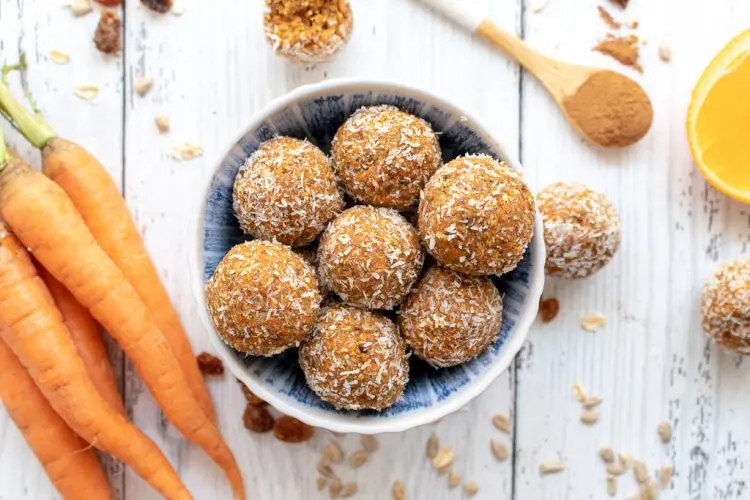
[196,81,543,432]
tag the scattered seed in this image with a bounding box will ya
[464,482,479,497]
[607,462,625,476]
[581,411,600,425]
[324,441,344,464]
[583,396,603,409]
[634,461,649,483]
[659,465,673,488]
[658,421,672,443]
[50,50,70,65]
[492,414,511,434]
[317,477,329,491]
[581,312,607,331]
[599,446,615,463]
[317,462,336,479]
[490,439,509,462]
[360,435,379,453]
[426,434,439,459]
[448,470,461,489]
[392,481,405,500]
[134,77,154,97]
[572,383,587,402]
[329,478,342,499]
[339,483,358,498]
[348,450,368,468]
[531,0,549,14]
[539,461,565,475]
[68,0,93,16]
[641,480,657,500]
[606,475,617,497]
[154,113,170,133]
[659,42,672,62]
[73,85,99,100]
[618,453,633,469]
[432,447,456,470]
[539,297,560,322]
[170,142,204,161]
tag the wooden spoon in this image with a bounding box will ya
[418,0,653,149]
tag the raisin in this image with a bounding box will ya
[539,297,560,323]
[273,416,315,443]
[196,352,224,376]
[243,405,274,433]
[236,379,266,406]
[93,11,121,55]
[141,0,173,13]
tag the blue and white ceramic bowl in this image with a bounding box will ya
[191,79,545,434]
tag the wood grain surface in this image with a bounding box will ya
[0,0,748,499]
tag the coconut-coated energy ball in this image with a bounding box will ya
[264,0,353,65]
[701,258,750,354]
[318,206,424,310]
[331,105,442,210]
[299,305,408,410]
[206,240,321,356]
[536,182,621,279]
[418,155,535,276]
[233,137,344,247]
[398,266,503,368]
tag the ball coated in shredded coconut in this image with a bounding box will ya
[299,305,409,410]
[398,266,503,368]
[264,0,353,65]
[233,137,344,247]
[332,105,442,210]
[418,154,535,276]
[536,182,621,279]
[701,258,750,354]
[318,205,424,310]
[206,240,321,356]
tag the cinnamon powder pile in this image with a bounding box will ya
[594,35,642,73]
[562,70,653,148]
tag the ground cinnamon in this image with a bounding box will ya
[597,6,621,30]
[562,70,653,148]
[594,34,643,73]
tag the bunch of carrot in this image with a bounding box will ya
[0,69,244,499]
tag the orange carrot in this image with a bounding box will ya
[0,337,112,500]
[0,79,215,422]
[0,154,243,498]
[0,225,190,499]
[37,264,125,416]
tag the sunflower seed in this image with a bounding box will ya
[348,450,368,468]
[360,435,379,453]
[432,447,456,470]
[658,421,672,443]
[581,312,607,331]
[340,483,358,498]
[317,463,336,479]
[583,396,603,409]
[618,453,633,469]
[491,439,509,462]
[134,77,154,97]
[329,478,342,498]
[426,434,439,459]
[448,471,461,489]
[599,446,615,463]
[50,50,70,65]
[539,461,565,475]
[317,477,328,491]
[324,441,344,464]
[392,481,405,500]
[492,414,511,434]
[634,461,649,483]
[154,114,170,133]
[607,462,625,476]
[641,480,657,500]
[606,475,617,497]
[581,411,600,425]
[464,482,479,497]
[659,465,673,488]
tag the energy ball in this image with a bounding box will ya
[318,205,424,310]
[331,105,442,210]
[264,0,353,65]
[233,137,344,247]
[701,258,750,354]
[299,305,408,410]
[418,155,535,276]
[398,266,503,368]
[536,182,621,279]
[206,240,321,356]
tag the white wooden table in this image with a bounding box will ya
[1,0,749,498]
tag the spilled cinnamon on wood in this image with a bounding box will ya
[594,34,643,73]
[562,70,653,148]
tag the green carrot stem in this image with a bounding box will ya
[0,79,56,149]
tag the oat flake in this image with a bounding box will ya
[581,312,607,332]
[464,482,479,497]
[50,50,70,64]
[73,85,99,100]
[657,421,672,443]
[448,470,461,489]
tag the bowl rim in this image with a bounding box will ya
[189,77,546,434]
